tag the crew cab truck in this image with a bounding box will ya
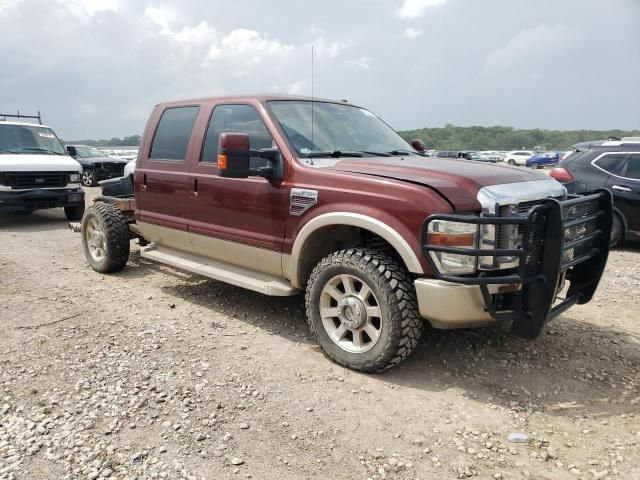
[0,116,84,219]
[80,95,612,372]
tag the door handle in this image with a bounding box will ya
[190,178,199,198]
[138,173,147,192]
[611,185,631,192]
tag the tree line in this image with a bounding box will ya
[68,126,640,151]
[64,135,141,147]
[398,125,640,151]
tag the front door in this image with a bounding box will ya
[186,103,289,277]
[606,153,640,234]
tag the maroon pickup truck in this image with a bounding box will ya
[80,95,612,372]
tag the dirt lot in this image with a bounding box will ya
[1,190,639,480]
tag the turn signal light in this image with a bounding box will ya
[217,154,228,169]
[427,232,476,247]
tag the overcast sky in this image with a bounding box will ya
[1,0,638,139]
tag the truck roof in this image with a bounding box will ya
[0,120,53,129]
[155,93,357,108]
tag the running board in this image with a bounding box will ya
[140,245,299,296]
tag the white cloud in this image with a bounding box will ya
[403,27,422,38]
[482,24,581,72]
[145,5,172,32]
[346,56,372,70]
[288,79,309,95]
[220,28,293,56]
[398,0,447,18]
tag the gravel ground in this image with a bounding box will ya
[1,189,639,480]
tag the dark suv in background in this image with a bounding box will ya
[551,137,640,246]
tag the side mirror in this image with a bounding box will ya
[66,146,77,157]
[217,132,282,180]
[217,132,251,178]
[411,139,425,153]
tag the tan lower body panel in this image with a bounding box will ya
[137,221,287,278]
[137,222,296,296]
[140,245,298,296]
[415,278,500,329]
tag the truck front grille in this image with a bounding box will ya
[6,172,70,189]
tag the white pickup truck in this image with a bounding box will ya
[0,118,85,220]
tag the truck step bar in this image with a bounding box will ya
[140,245,299,297]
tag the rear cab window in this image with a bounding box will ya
[149,106,200,161]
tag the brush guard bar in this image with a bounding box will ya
[421,190,612,339]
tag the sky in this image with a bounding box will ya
[0,0,639,139]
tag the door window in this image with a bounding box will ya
[593,153,628,176]
[625,154,640,180]
[149,106,200,161]
[201,104,274,168]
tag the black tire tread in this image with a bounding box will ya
[305,248,423,372]
[82,202,130,273]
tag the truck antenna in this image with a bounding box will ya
[311,45,315,156]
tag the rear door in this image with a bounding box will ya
[185,102,289,276]
[135,105,200,249]
[606,153,640,233]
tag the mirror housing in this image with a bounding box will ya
[66,145,77,157]
[217,133,251,178]
[217,132,282,180]
[411,139,426,153]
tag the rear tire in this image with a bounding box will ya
[508,159,516,166]
[305,249,423,373]
[81,202,130,273]
[64,203,85,221]
[530,162,540,169]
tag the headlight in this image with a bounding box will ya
[70,173,81,183]
[427,220,478,275]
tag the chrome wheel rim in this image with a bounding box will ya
[85,217,106,261]
[320,274,383,353]
[82,170,94,186]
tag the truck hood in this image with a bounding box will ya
[0,154,82,172]
[333,156,555,211]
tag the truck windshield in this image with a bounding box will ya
[74,146,108,158]
[0,124,66,155]
[267,100,416,159]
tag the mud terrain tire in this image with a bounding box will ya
[306,249,423,373]
[81,202,130,273]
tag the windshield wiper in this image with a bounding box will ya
[19,147,64,155]
[305,150,364,158]
[388,149,417,156]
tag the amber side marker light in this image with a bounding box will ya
[427,232,476,247]
[217,154,228,169]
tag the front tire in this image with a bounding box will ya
[64,203,85,221]
[508,159,516,166]
[81,202,130,273]
[610,212,624,247]
[82,168,97,187]
[305,249,423,373]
